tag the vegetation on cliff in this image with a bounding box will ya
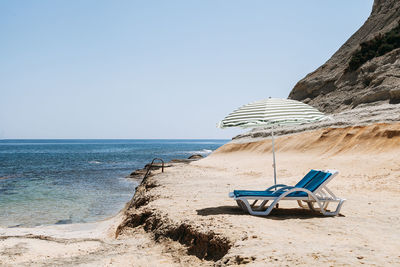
[347,21,400,71]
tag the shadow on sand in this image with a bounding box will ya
[196,206,344,219]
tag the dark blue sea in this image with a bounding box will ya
[0,139,228,227]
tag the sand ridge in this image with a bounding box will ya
[224,123,400,155]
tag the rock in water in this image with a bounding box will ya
[188,154,204,160]
[289,0,400,112]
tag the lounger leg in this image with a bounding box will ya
[239,196,283,216]
[255,200,269,211]
[308,199,345,216]
[309,200,332,212]
[308,202,315,211]
[236,200,241,209]
[297,200,308,208]
[320,199,346,216]
[307,200,331,212]
[235,198,274,215]
[255,198,280,215]
[236,200,248,212]
[251,200,258,207]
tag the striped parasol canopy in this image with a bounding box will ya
[218,97,328,186]
[218,98,327,129]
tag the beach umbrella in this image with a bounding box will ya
[218,97,328,186]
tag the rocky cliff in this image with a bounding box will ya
[288,0,400,113]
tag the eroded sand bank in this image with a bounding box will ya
[1,123,400,266]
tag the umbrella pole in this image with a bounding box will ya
[271,126,277,186]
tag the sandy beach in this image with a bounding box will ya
[2,122,398,266]
[117,122,400,266]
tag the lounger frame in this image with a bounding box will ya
[229,170,345,216]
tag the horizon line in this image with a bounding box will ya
[0,138,231,140]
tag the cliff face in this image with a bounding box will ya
[289,0,400,113]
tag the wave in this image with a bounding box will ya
[187,149,213,155]
[88,160,102,164]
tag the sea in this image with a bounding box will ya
[0,139,228,228]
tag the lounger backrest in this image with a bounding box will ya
[303,171,332,192]
[294,169,320,188]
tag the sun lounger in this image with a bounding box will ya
[231,169,321,196]
[229,170,345,216]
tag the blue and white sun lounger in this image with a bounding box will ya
[229,170,345,216]
[232,169,321,196]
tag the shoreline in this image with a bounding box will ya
[0,139,223,229]
[0,156,209,266]
[0,153,206,232]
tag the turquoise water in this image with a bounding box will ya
[0,139,228,227]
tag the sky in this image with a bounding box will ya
[0,0,374,139]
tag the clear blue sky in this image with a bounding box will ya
[1,0,373,139]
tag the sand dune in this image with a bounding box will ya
[219,123,400,155]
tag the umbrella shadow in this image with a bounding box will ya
[196,205,344,220]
